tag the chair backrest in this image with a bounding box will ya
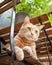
[0,14,52,62]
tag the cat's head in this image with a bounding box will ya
[18,16,44,41]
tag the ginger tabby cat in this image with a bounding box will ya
[5,16,44,61]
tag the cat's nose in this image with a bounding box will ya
[31,32,33,35]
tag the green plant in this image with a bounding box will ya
[48,14,52,25]
[16,0,52,17]
[8,0,52,25]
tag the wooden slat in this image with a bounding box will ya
[36,36,52,44]
[0,14,49,35]
[37,51,52,56]
[0,56,12,65]
[5,40,11,43]
[25,58,52,62]
[0,0,11,7]
[0,27,10,35]
[36,41,52,48]
[0,29,52,47]
[15,22,51,32]
[37,46,52,52]
[38,53,51,57]
[1,34,52,44]
[39,58,52,62]
[0,18,51,35]
[30,14,48,24]
[5,41,52,56]
[24,51,52,65]
[0,56,52,65]
[43,22,51,29]
[40,14,48,22]
[0,28,52,41]
[5,39,52,47]
[0,34,16,41]
[8,38,52,49]
[39,29,52,38]
[2,39,52,48]
[0,0,20,14]
[37,49,52,57]
[0,35,52,45]
[25,54,52,64]
[0,35,10,41]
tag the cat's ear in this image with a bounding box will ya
[38,25,44,30]
[24,16,30,24]
[20,16,30,28]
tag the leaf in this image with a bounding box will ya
[16,3,23,12]
[48,14,52,25]
[7,16,12,19]
[15,0,52,17]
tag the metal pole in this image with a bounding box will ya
[10,0,17,65]
[0,41,1,54]
[38,17,51,65]
[38,17,52,46]
[10,9,17,65]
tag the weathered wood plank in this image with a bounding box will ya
[0,0,11,7]
[0,0,20,14]
[36,41,52,48]
[0,28,52,41]
[37,51,52,57]
[38,53,52,57]
[0,21,51,35]
[0,55,52,65]
[39,29,52,38]
[37,46,52,52]
[0,35,52,44]
[39,58,52,62]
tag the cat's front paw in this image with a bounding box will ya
[32,55,38,60]
[15,46,24,61]
[23,46,32,56]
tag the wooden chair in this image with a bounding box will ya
[0,14,52,65]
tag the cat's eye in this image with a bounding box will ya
[35,30,38,33]
[28,27,31,30]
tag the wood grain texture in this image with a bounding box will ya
[0,0,20,14]
[0,0,11,7]
[0,21,51,35]
[0,14,52,63]
[0,27,52,41]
